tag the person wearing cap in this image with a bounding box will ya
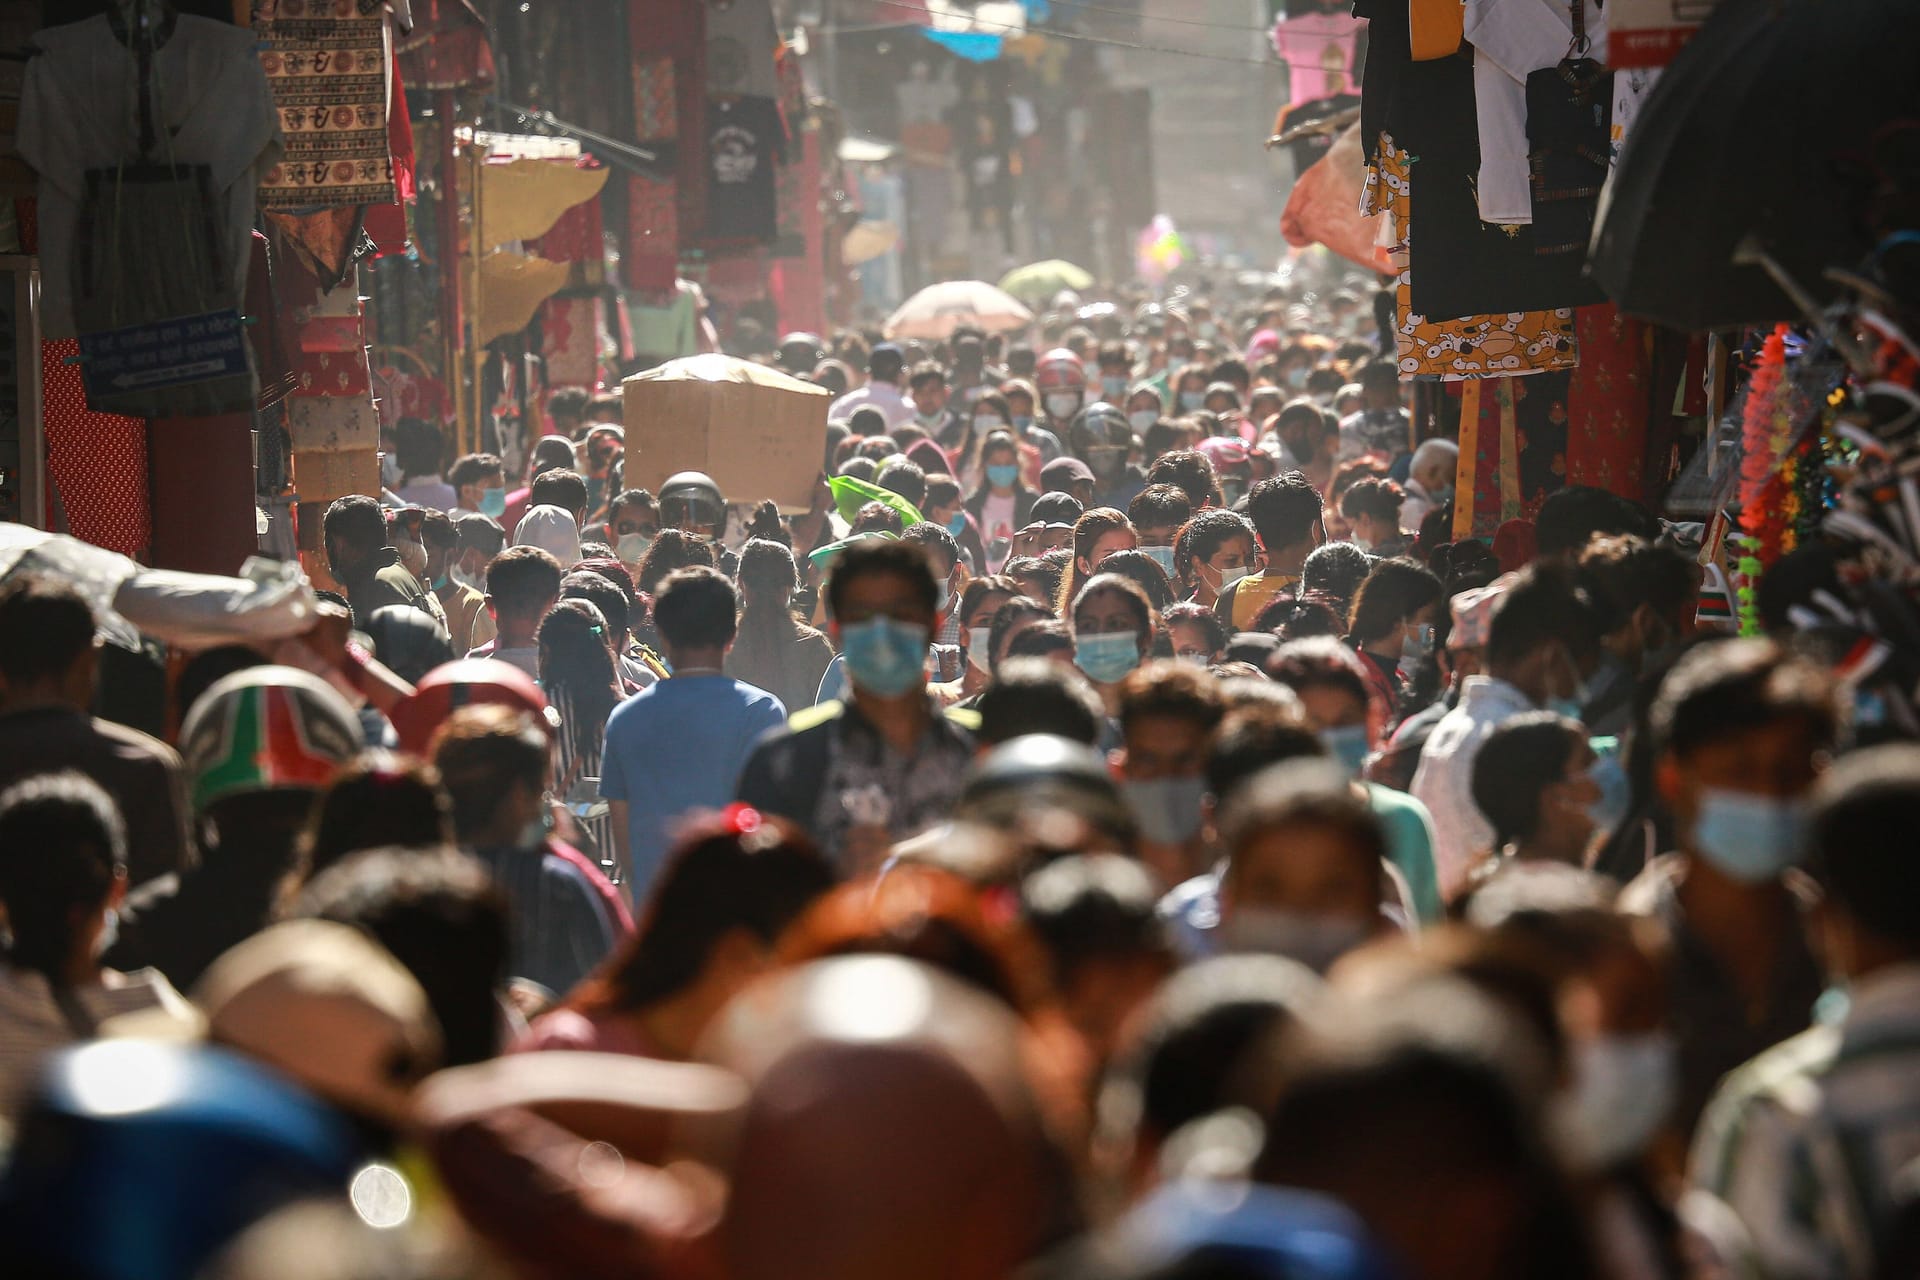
[502,435,579,534]
[1369,571,1504,793]
[1041,455,1097,508]
[829,343,915,429]
[739,540,978,873]
[0,772,196,1120]
[0,577,194,888]
[106,668,366,992]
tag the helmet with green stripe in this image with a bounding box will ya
[179,667,364,812]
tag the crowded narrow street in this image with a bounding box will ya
[0,0,1918,1277]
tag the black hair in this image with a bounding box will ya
[393,417,444,480]
[1020,854,1169,992]
[1161,601,1229,657]
[1302,541,1374,608]
[454,511,506,554]
[1118,660,1226,735]
[561,569,632,639]
[571,814,836,1012]
[1097,549,1177,612]
[1007,619,1075,661]
[901,521,960,575]
[1651,637,1839,760]
[323,494,387,556]
[448,452,505,490]
[634,528,716,598]
[1218,760,1387,873]
[539,599,622,738]
[0,772,124,983]
[975,657,1106,747]
[1269,636,1373,715]
[876,456,929,508]
[1575,535,1697,636]
[296,845,512,1068]
[1129,483,1194,533]
[297,749,455,886]
[907,360,947,391]
[1205,703,1324,800]
[1471,712,1588,848]
[0,576,95,687]
[850,500,906,538]
[1174,509,1258,582]
[529,468,589,518]
[1348,557,1443,645]
[608,488,658,520]
[1144,450,1218,509]
[1485,563,1601,670]
[1533,485,1658,559]
[1005,555,1065,610]
[1245,473,1324,552]
[653,566,740,651]
[1339,476,1406,525]
[484,546,564,619]
[825,539,940,623]
[1808,744,1920,947]
[432,706,550,840]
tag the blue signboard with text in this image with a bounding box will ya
[77,309,249,403]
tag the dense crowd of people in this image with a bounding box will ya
[2,289,1918,1280]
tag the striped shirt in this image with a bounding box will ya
[1688,963,1920,1278]
[0,966,195,1122]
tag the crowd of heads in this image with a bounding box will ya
[5,275,1920,1280]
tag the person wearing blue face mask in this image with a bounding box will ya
[1617,638,1839,1134]
[1128,484,1193,583]
[1689,744,1920,1280]
[1069,573,1157,725]
[922,474,988,577]
[738,539,978,873]
[963,431,1037,573]
[1115,662,1226,889]
[1271,637,1444,926]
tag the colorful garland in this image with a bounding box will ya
[1735,325,1798,634]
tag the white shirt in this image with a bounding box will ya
[828,380,915,429]
[1410,675,1538,899]
[1463,0,1610,225]
[19,15,283,339]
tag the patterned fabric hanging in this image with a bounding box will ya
[255,0,397,210]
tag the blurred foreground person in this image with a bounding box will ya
[0,773,194,1121]
[433,705,627,999]
[522,809,835,1057]
[704,955,1077,1280]
[1690,744,1920,1279]
[108,668,364,991]
[0,576,193,885]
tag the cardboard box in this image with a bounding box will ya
[622,355,831,514]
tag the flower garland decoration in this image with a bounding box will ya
[1736,324,1797,634]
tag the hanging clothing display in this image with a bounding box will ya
[254,0,397,210]
[703,96,784,243]
[19,13,282,341]
[1565,303,1654,497]
[1464,0,1611,224]
[1365,136,1579,379]
[1268,8,1365,106]
[704,0,779,99]
[1450,372,1573,537]
[1525,50,1614,256]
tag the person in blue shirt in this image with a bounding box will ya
[600,567,787,905]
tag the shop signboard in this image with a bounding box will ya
[77,309,249,404]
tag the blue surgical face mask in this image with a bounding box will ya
[1692,788,1809,882]
[1141,544,1178,577]
[1123,776,1207,845]
[1318,724,1372,777]
[987,463,1020,490]
[1075,630,1141,684]
[1102,375,1129,400]
[838,617,929,699]
[479,487,508,518]
[1178,391,1204,413]
[1011,414,1034,430]
[1587,748,1632,838]
[945,511,968,537]
[1400,622,1434,671]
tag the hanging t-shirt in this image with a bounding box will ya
[705,0,781,99]
[704,95,785,243]
[1464,0,1611,225]
[1269,10,1365,107]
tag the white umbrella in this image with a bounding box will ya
[884,280,1033,341]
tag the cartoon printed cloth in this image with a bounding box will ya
[1362,136,1579,380]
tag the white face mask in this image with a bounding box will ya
[1045,393,1082,422]
[1220,906,1371,973]
[972,413,1002,434]
[1548,1032,1678,1172]
[380,451,402,489]
[451,563,485,593]
[1128,409,1158,433]
[617,532,653,564]
[966,625,993,673]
